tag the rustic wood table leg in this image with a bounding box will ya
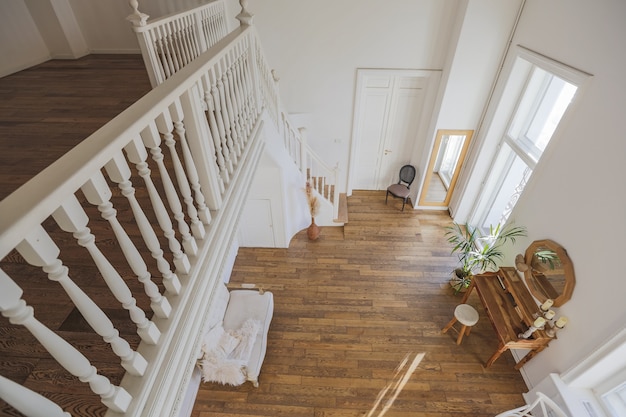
[485,344,508,368]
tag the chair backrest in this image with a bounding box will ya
[495,392,569,417]
[398,165,417,187]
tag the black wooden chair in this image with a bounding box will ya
[385,164,416,211]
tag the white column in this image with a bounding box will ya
[82,170,172,319]
[15,226,147,376]
[0,374,71,417]
[106,150,183,295]
[0,269,133,413]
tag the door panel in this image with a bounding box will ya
[377,83,424,189]
[353,90,391,190]
[351,70,431,191]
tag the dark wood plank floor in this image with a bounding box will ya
[0,57,528,417]
[0,54,152,200]
[193,191,528,417]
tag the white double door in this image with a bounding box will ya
[350,69,436,191]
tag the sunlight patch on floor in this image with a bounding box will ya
[366,352,425,417]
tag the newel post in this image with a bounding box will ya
[236,0,254,26]
[126,0,148,27]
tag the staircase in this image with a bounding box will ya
[0,2,346,416]
[129,0,346,226]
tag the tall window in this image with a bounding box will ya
[469,47,586,232]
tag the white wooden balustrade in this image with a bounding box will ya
[130,0,342,222]
[0,12,265,417]
[1,0,345,414]
[128,0,228,87]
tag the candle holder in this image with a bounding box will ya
[545,316,568,338]
[518,317,547,339]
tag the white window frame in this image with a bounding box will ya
[468,46,589,232]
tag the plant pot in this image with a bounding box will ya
[307,217,320,240]
[449,270,470,294]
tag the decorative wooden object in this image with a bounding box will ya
[460,267,552,369]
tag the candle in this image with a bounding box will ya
[540,299,554,311]
[544,310,556,320]
[533,317,546,328]
[555,316,568,328]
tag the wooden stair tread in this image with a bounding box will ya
[334,192,348,223]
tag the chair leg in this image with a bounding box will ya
[401,198,406,211]
[457,325,468,345]
[385,191,389,204]
[442,317,457,334]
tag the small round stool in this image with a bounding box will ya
[442,304,479,345]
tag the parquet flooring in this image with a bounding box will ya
[192,191,528,417]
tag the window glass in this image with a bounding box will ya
[469,48,583,233]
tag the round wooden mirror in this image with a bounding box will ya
[523,239,575,307]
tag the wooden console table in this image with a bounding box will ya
[460,267,552,369]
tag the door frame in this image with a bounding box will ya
[347,68,441,196]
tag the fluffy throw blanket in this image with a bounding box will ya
[199,319,261,386]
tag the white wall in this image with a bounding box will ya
[246,0,457,191]
[415,0,523,209]
[460,0,626,388]
[0,1,50,77]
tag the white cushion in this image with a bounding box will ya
[223,290,274,381]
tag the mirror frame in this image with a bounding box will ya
[418,129,473,207]
[523,239,575,307]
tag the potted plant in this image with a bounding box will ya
[445,222,527,293]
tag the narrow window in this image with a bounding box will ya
[470,47,587,232]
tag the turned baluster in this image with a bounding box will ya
[106,151,182,295]
[125,137,191,274]
[52,196,160,345]
[141,122,198,257]
[242,47,257,121]
[209,68,235,174]
[158,24,178,74]
[82,170,172,318]
[15,227,147,376]
[231,50,248,149]
[237,43,253,133]
[0,374,71,417]
[0,269,133,413]
[216,65,237,166]
[156,110,205,240]
[222,59,243,157]
[229,49,246,141]
[169,98,212,225]
[201,73,230,186]
[171,20,189,66]
[233,50,251,139]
